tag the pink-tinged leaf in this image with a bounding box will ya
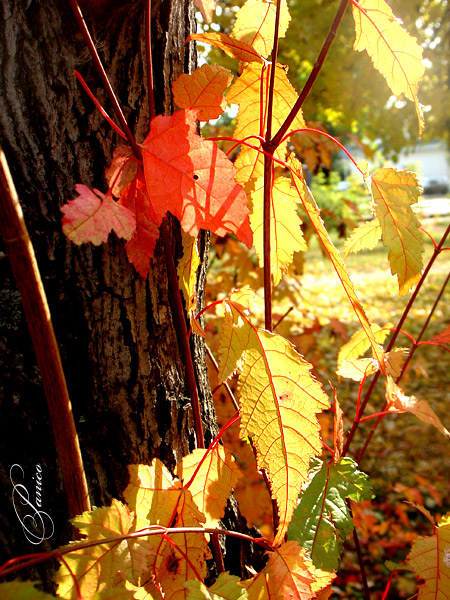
[141,109,252,248]
[187,33,264,64]
[105,146,139,198]
[62,185,136,246]
[173,64,232,121]
[193,0,216,23]
[429,325,450,344]
[118,170,160,278]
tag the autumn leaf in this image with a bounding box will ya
[370,168,423,295]
[184,572,248,600]
[124,462,210,600]
[343,217,382,257]
[249,176,306,285]
[241,541,318,599]
[177,231,200,311]
[428,325,450,344]
[352,0,425,133]
[226,64,305,185]
[288,156,385,368]
[385,376,450,438]
[141,109,252,248]
[173,65,232,122]
[177,445,242,529]
[106,146,139,198]
[61,185,136,246]
[231,0,291,59]
[118,170,160,278]
[337,323,391,367]
[193,0,216,23]
[186,33,263,64]
[217,291,329,546]
[288,457,373,572]
[407,512,450,599]
[336,358,378,381]
[54,499,149,600]
[384,347,408,378]
[0,582,58,600]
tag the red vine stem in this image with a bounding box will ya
[0,147,91,518]
[68,0,142,160]
[270,0,350,149]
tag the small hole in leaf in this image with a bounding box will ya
[193,174,199,180]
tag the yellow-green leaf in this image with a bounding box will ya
[352,0,425,133]
[338,323,392,367]
[231,0,291,59]
[407,512,450,599]
[54,500,149,600]
[217,292,329,546]
[178,231,201,311]
[343,218,382,257]
[288,156,385,368]
[184,572,248,600]
[186,33,263,64]
[370,168,423,295]
[227,64,305,185]
[336,358,378,381]
[249,176,306,286]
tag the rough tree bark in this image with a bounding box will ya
[0,0,222,577]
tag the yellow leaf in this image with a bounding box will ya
[187,33,264,64]
[336,358,379,381]
[338,323,391,367]
[249,176,306,286]
[407,512,450,599]
[54,500,149,600]
[352,0,425,133]
[343,218,382,257]
[177,231,201,311]
[226,64,305,184]
[218,293,329,546]
[177,446,242,529]
[385,376,450,439]
[124,462,210,600]
[241,541,318,599]
[288,156,385,369]
[370,168,423,295]
[173,64,232,122]
[231,0,291,59]
[384,347,408,378]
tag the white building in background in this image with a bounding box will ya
[396,141,450,194]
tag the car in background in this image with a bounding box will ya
[421,175,449,195]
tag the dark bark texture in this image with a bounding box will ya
[0,0,218,572]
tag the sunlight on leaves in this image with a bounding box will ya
[187,33,264,64]
[338,324,391,367]
[184,572,248,600]
[343,217,382,257]
[177,231,200,312]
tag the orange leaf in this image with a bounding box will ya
[407,512,450,599]
[177,445,242,528]
[106,146,139,198]
[186,33,264,64]
[61,185,136,246]
[241,541,318,599]
[173,64,232,122]
[141,109,252,247]
[118,170,160,278]
[429,325,450,344]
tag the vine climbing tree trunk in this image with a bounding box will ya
[0,0,217,573]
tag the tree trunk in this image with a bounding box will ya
[0,0,217,575]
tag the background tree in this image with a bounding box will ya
[0,0,231,578]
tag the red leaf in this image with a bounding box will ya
[61,185,136,246]
[118,170,160,278]
[141,109,252,247]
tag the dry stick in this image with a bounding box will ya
[270,0,350,149]
[343,221,450,463]
[0,147,91,517]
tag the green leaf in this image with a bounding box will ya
[0,582,56,600]
[370,168,423,296]
[184,572,248,600]
[287,457,374,571]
